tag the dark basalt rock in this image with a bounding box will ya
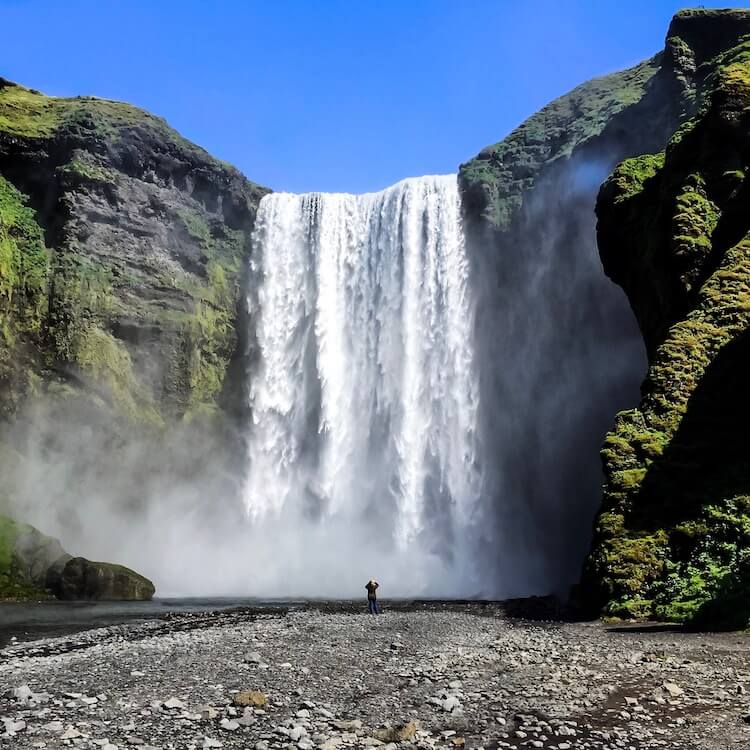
[55,556,155,601]
[452,10,744,593]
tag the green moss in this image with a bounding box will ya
[45,252,117,362]
[608,153,665,205]
[0,514,23,572]
[0,80,206,159]
[0,514,49,601]
[0,175,49,415]
[584,34,750,625]
[0,175,48,324]
[57,156,116,184]
[168,207,247,415]
[73,326,162,427]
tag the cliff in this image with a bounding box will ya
[455,8,750,597]
[0,79,268,599]
[459,10,750,233]
[0,78,267,426]
[582,18,750,627]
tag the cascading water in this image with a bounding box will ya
[242,175,489,596]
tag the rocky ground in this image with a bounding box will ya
[1,604,749,750]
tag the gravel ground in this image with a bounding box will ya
[1,605,749,750]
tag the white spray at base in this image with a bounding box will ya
[241,175,487,596]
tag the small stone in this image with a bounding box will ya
[219,718,240,731]
[9,685,33,703]
[198,705,220,721]
[333,720,363,731]
[289,725,307,741]
[233,690,268,708]
[2,719,26,734]
[662,682,684,698]
[163,697,186,710]
[442,695,461,712]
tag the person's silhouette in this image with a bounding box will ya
[365,579,379,614]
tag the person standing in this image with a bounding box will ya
[365,579,379,614]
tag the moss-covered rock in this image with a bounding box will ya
[55,556,155,601]
[582,32,750,627]
[0,512,153,600]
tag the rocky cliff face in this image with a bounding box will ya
[456,9,750,597]
[0,79,268,597]
[582,20,750,626]
[455,10,750,592]
[0,78,267,427]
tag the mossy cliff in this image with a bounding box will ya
[581,27,750,627]
[456,9,750,592]
[459,9,750,232]
[0,78,268,427]
[0,79,268,598]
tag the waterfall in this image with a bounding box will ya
[242,175,487,596]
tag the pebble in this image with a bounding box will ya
[0,608,744,750]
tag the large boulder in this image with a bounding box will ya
[55,556,155,601]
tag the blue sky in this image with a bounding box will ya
[1,0,743,193]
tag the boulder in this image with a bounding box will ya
[55,557,155,601]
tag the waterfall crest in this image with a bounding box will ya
[242,175,486,595]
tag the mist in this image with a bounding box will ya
[466,155,647,596]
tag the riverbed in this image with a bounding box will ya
[1,604,748,749]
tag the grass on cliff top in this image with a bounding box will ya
[0,80,150,138]
[0,80,265,192]
[458,55,660,227]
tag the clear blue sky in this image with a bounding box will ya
[1,0,744,193]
